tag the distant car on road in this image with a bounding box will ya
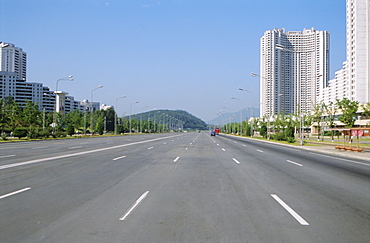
[210,130,216,136]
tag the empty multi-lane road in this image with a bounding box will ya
[1,132,369,242]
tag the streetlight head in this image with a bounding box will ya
[68,75,73,78]
[239,88,244,91]
[251,73,257,77]
[98,85,104,88]
[122,95,126,98]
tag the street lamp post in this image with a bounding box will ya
[90,85,104,135]
[115,95,126,135]
[239,88,254,137]
[153,111,160,133]
[148,108,156,133]
[222,106,231,133]
[251,73,271,139]
[56,76,73,92]
[42,108,45,131]
[129,101,139,134]
[54,76,73,133]
[320,102,325,141]
[231,97,243,135]
[275,44,305,145]
[140,105,148,133]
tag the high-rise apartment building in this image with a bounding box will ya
[346,0,369,103]
[260,28,329,117]
[0,42,27,80]
[321,0,369,105]
[0,42,84,112]
[322,62,348,104]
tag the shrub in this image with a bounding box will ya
[13,128,28,139]
[260,124,267,138]
[66,125,75,136]
[324,130,340,136]
[287,137,295,143]
[38,130,51,138]
[55,131,66,138]
[97,126,104,135]
[27,131,39,139]
[285,126,294,138]
[273,132,286,141]
[245,125,251,136]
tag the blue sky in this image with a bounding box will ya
[1,0,346,122]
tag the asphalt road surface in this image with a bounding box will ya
[1,132,369,242]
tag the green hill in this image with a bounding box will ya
[127,109,207,130]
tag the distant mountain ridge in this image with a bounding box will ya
[128,109,207,130]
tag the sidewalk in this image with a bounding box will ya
[298,144,370,162]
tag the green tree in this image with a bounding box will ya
[103,108,115,132]
[312,102,325,140]
[260,123,267,138]
[65,109,84,132]
[324,101,338,141]
[24,100,41,128]
[336,98,359,127]
[95,115,104,135]
[361,102,370,118]
[2,96,22,131]
[66,125,75,136]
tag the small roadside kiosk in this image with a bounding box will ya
[332,128,368,152]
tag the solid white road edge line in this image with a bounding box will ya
[309,152,370,166]
[148,147,154,150]
[271,194,309,226]
[0,187,31,200]
[174,157,180,162]
[69,146,82,149]
[119,191,149,221]
[257,149,264,153]
[0,154,16,159]
[113,156,126,161]
[0,134,182,170]
[286,160,303,167]
[232,158,240,164]
[32,146,48,150]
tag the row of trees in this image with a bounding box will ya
[220,98,370,143]
[0,97,172,139]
